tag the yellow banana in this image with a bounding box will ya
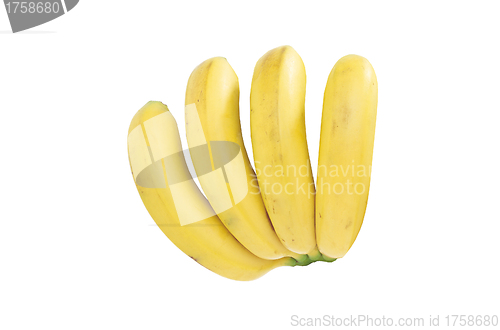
[316,55,378,258]
[128,101,296,281]
[250,46,316,255]
[185,57,308,263]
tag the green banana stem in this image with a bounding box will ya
[306,246,337,263]
[296,255,315,266]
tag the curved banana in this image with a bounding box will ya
[127,101,296,281]
[316,55,378,258]
[250,46,316,255]
[185,57,308,263]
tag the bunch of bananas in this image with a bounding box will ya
[127,46,377,281]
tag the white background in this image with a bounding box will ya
[1,1,499,329]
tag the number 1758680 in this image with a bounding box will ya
[5,2,60,14]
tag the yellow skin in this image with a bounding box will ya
[250,46,316,255]
[185,58,308,263]
[316,55,378,259]
[128,101,295,281]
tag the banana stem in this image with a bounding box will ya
[307,246,323,262]
[321,255,337,263]
[289,252,311,266]
[307,246,337,263]
[296,256,315,266]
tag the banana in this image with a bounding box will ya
[128,101,296,281]
[185,57,308,263]
[316,55,377,259]
[250,46,316,255]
